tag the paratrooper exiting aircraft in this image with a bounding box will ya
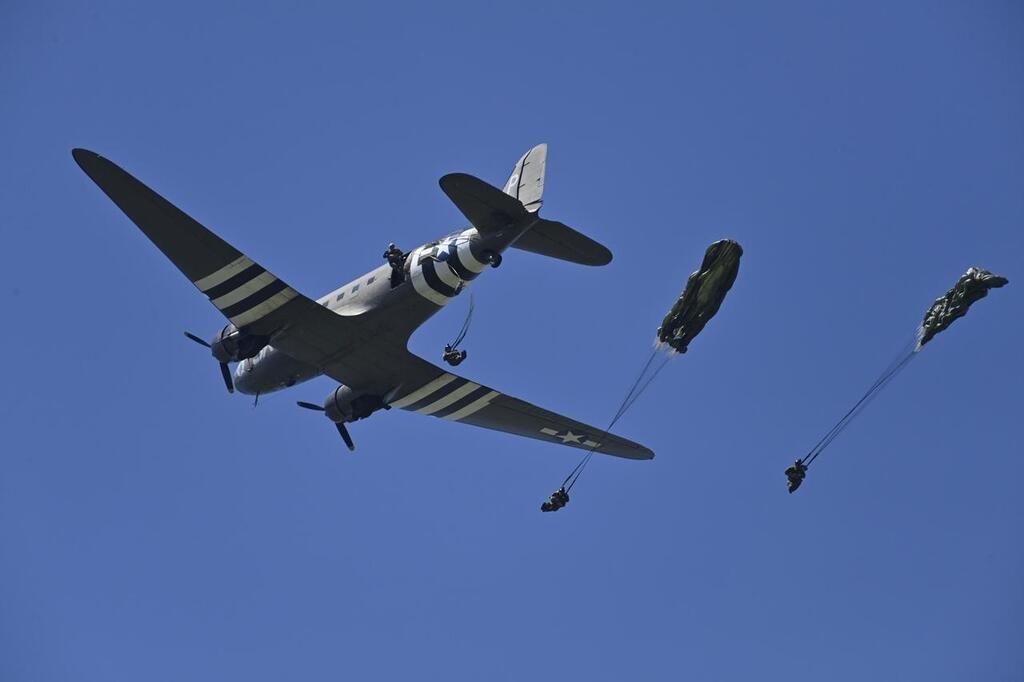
[74,145,653,459]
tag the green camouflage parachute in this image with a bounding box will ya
[918,267,1008,348]
[657,239,743,353]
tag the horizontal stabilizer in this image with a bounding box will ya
[440,173,530,235]
[511,219,612,266]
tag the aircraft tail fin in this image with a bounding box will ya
[502,143,547,213]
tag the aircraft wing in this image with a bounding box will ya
[382,350,654,460]
[73,149,364,368]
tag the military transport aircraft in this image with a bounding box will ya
[73,145,653,459]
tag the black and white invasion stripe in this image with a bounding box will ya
[409,229,488,306]
[389,372,499,421]
[192,255,298,328]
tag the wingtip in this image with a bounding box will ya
[617,442,654,460]
[71,148,101,171]
[592,246,614,267]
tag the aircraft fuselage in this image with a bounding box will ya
[232,222,529,395]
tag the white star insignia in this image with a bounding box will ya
[540,427,594,446]
[558,430,584,444]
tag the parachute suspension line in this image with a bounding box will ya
[802,334,920,467]
[562,452,593,492]
[561,347,668,492]
[802,340,911,461]
[620,353,672,416]
[449,293,474,350]
[565,353,672,492]
[807,352,915,464]
[805,356,913,467]
[560,349,658,490]
[803,352,913,466]
[600,348,660,432]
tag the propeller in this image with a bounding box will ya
[184,331,234,393]
[335,422,356,451]
[297,401,356,451]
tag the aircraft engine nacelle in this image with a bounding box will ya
[209,324,269,364]
[323,385,387,423]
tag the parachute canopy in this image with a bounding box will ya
[918,267,1008,348]
[657,239,743,353]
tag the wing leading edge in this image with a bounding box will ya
[386,351,654,460]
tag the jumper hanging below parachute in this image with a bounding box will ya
[541,487,569,512]
[785,460,807,494]
[443,294,474,367]
[788,266,1008,493]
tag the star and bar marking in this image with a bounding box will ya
[540,427,600,448]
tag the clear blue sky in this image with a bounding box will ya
[1,2,1021,680]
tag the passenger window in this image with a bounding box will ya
[336,292,345,301]
[352,284,360,293]
[367,276,376,284]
